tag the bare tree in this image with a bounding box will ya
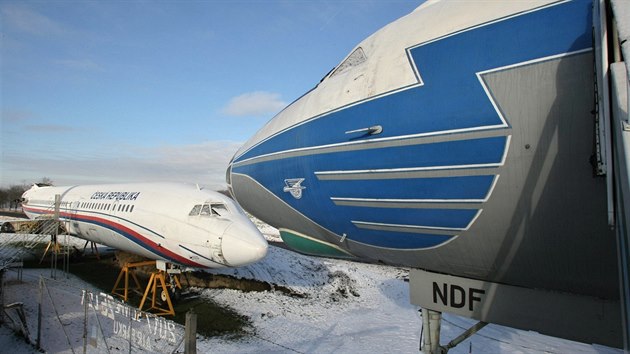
[0,177,54,209]
[38,177,53,186]
[0,188,8,209]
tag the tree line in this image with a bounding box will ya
[0,179,230,209]
[0,178,53,209]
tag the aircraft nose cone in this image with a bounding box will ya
[221,221,268,267]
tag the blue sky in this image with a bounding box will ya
[1,0,419,189]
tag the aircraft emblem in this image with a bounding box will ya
[283,178,306,199]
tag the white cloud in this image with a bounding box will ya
[222,91,286,117]
[1,141,243,191]
[1,109,36,123]
[1,4,67,37]
[24,124,79,133]
[54,59,103,71]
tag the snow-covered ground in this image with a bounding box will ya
[0,216,623,353]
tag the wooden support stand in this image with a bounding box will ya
[139,269,182,316]
[39,235,61,264]
[111,261,182,316]
[112,261,152,302]
[82,241,100,260]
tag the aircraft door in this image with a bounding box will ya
[186,202,231,265]
[69,199,82,235]
[209,235,224,264]
[108,200,120,242]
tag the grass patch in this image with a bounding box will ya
[172,297,252,338]
[66,256,122,291]
[32,255,253,338]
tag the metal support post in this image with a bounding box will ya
[50,194,61,279]
[442,321,488,352]
[0,269,4,325]
[421,308,442,354]
[36,276,43,350]
[83,290,88,354]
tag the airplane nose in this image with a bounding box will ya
[221,221,268,267]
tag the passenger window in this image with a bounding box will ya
[189,205,202,216]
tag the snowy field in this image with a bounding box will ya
[0,216,624,353]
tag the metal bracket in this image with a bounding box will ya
[345,125,383,135]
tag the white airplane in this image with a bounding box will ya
[20,182,268,269]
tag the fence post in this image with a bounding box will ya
[128,306,132,354]
[83,290,88,354]
[0,268,4,325]
[185,309,197,354]
[36,276,43,351]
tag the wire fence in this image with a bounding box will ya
[1,269,187,353]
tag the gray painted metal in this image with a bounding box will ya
[610,2,630,351]
[390,52,618,298]
[410,269,622,348]
[610,61,630,353]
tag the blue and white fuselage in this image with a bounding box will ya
[229,0,593,250]
[228,0,617,302]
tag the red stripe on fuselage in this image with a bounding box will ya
[22,205,207,268]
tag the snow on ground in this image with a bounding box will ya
[0,216,624,353]
[204,246,621,354]
[0,324,37,354]
[250,214,282,243]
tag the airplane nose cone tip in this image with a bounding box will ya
[221,223,268,267]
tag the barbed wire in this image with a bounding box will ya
[440,315,573,354]
[250,331,305,354]
[41,277,76,354]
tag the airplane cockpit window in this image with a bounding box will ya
[200,204,211,216]
[190,203,230,217]
[189,204,202,216]
[329,47,367,78]
[210,203,229,216]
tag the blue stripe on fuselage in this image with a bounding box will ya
[235,0,590,163]
[234,136,507,177]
